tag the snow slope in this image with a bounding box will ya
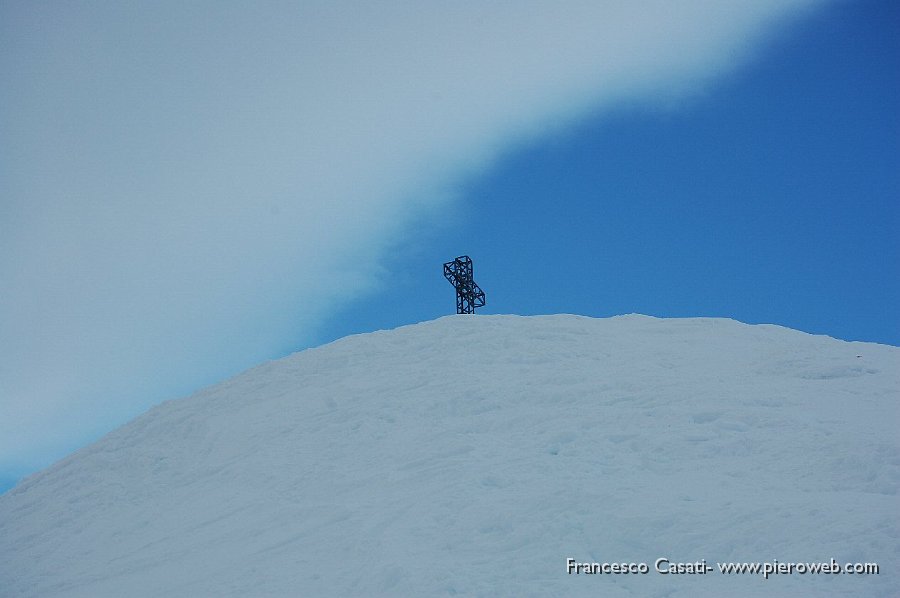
[1,314,898,597]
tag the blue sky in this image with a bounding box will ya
[1,0,897,493]
[322,0,899,348]
[314,0,899,350]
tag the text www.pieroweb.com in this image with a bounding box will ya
[566,557,879,579]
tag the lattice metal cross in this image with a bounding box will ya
[443,255,485,314]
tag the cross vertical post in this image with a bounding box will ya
[443,255,486,314]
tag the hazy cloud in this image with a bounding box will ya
[1,0,827,474]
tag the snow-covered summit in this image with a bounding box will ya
[1,314,898,597]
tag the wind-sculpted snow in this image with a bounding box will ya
[1,315,898,597]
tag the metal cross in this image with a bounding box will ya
[443,255,485,314]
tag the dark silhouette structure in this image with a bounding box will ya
[443,255,485,314]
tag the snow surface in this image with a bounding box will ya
[1,314,898,597]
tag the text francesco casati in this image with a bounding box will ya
[566,558,880,579]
